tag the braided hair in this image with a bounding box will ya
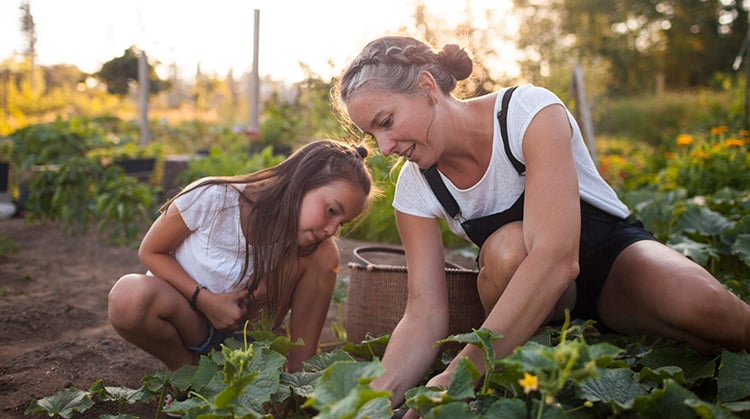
[336,36,473,104]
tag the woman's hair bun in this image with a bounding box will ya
[437,44,473,81]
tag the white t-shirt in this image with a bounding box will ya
[172,182,253,293]
[393,84,630,243]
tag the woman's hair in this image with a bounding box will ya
[164,139,373,320]
[334,35,473,111]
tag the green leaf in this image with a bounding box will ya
[277,370,322,399]
[634,379,700,419]
[577,368,646,409]
[676,205,735,237]
[304,348,356,372]
[305,359,386,407]
[639,343,717,384]
[422,401,476,419]
[447,357,480,400]
[24,387,95,418]
[639,366,686,386]
[684,398,739,419]
[667,234,718,266]
[730,233,750,266]
[481,398,528,419]
[718,350,750,402]
[235,345,286,411]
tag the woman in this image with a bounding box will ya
[334,35,750,408]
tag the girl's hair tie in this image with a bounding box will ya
[354,145,368,159]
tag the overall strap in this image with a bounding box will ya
[422,85,522,220]
[422,164,460,219]
[497,86,525,176]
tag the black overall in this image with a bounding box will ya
[420,86,655,322]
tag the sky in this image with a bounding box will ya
[0,0,515,83]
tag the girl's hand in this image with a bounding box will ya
[200,288,249,330]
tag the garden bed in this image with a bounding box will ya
[0,216,411,418]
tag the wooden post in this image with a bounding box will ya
[571,64,596,163]
[138,49,151,145]
[248,9,260,154]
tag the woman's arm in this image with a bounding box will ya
[434,103,581,382]
[370,210,451,406]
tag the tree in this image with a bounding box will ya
[96,46,169,96]
[514,0,747,94]
[19,1,37,90]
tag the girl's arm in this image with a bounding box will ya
[370,211,451,407]
[139,204,248,330]
[286,237,339,372]
[433,103,581,384]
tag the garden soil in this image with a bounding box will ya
[0,216,475,418]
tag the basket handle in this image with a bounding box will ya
[352,245,465,270]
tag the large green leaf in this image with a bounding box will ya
[577,368,646,410]
[676,205,734,237]
[718,350,750,403]
[638,345,717,384]
[633,379,700,419]
[731,233,750,266]
[24,387,95,418]
[667,234,718,267]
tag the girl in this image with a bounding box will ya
[334,35,750,408]
[108,139,374,372]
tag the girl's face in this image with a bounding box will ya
[345,88,438,169]
[297,180,367,247]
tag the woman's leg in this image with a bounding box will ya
[477,222,576,321]
[476,222,526,315]
[108,274,209,370]
[598,240,750,353]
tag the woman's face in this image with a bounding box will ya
[345,88,438,169]
[297,180,366,247]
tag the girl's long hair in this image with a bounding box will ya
[162,139,373,321]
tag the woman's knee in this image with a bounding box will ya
[479,222,526,278]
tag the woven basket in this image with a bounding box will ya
[344,245,485,344]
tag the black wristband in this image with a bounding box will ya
[190,285,207,311]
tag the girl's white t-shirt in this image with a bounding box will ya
[172,182,253,293]
[393,84,629,243]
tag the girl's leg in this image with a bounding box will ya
[598,240,750,353]
[108,274,209,370]
[286,238,339,371]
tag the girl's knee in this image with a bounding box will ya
[108,274,151,329]
[308,238,340,273]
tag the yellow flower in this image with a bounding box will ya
[519,372,538,394]
[711,125,729,135]
[676,134,693,146]
[726,138,746,147]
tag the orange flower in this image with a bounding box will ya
[726,138,746,147]
[676,134,693,146]
[664,152,677,159]
[711,126,729,135]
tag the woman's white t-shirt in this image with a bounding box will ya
[393,84,629,243]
